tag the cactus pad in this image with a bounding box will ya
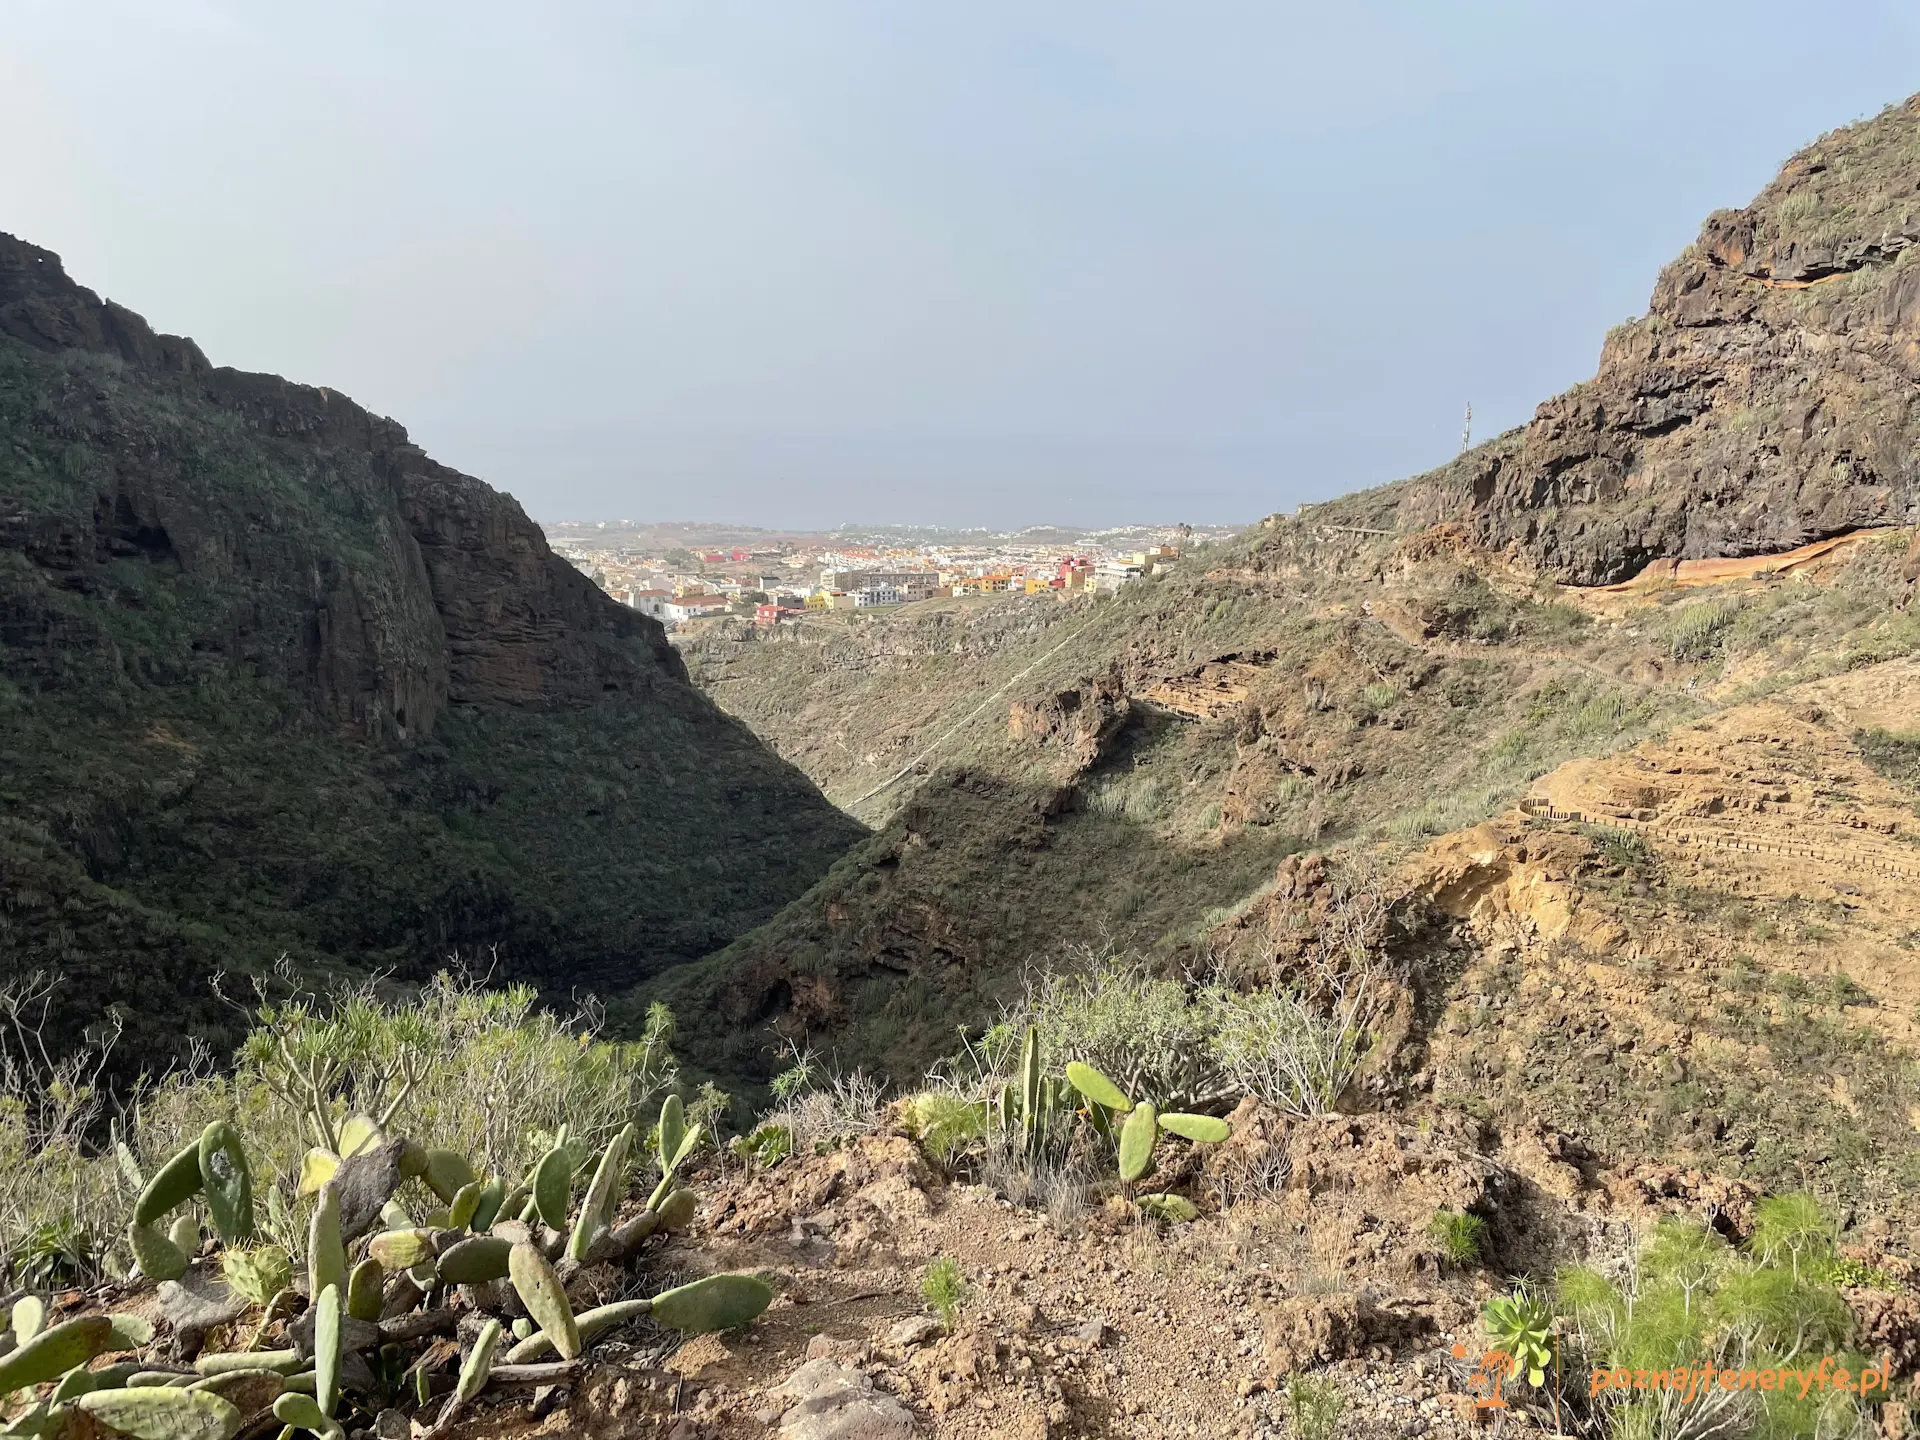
[469,1176,508,1232]
[345,1258,385,1323]
[76,1386,243,1440]
[1157,1112,1231,1144]
[306,1185,347,1300]
[421,1149,475,1204]
[529,1145,572,1229]
[1118,1101,1158,1182]
[446,1181,483,1231]
[311,1284,341,1417]
[657,1095,686,1172]
[1064,1062,1130,1112]
[567,1123,635,1263]
[196,1122,254,1244]
[454,1319,502,1404]
[0,1315,117,1397]
[436,1236,512,1285]
[366,1229,434,1271]
[271,1391,342,1440]
[649,1274,774,1334]
[655,1188,698,1232]
[134,1141,205,1227]
[128,1221,190,1282]
[507,1241,579,1360]
[9,1296,44,1343]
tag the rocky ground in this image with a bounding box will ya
[387,1111,1909,1440]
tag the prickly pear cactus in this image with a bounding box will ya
[76,1385,244,1440]
[507,1241,580,1360]
[1118,1101,1158,1183]
[1018,1025,1042,1154]
[1137,1192,1200,1223]
[222,1245,292,1309]
[197,1121,254,1244]
[134,1140,204,1227]
[649,1274,775,1334]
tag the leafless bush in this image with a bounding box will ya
[0,971,120,1148]
[977,1127,1093,1228]
[0,973,127,1284]
[761,1045,887,1153]
[1201,960,1385,1117]
[1207,1140,1293,1212]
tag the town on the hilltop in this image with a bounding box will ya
[541,521,1236,632]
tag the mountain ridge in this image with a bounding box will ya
[1372,96,1920,583]
[664,94,1920,1105]
[0,232,865,1073]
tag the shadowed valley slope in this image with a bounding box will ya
[0,234,865,1073]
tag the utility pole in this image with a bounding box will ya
[1461,403,1472,453]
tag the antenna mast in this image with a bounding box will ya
[1461,403,1472,453]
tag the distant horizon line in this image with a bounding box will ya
[534,517,1254,534]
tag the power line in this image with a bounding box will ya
[844,604,1114,815]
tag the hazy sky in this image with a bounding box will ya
[8,4,1920,529]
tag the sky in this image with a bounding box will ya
[7,4,1920,530]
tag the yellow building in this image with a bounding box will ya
[805,591,833,612]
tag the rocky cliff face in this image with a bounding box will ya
[1374,97,1920,584]
[0,234,689,736]
[0,234,864,1071]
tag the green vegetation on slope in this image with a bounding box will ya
[0,270,862,1077]
[670,517,1920,1094]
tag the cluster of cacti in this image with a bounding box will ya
[899,1029,1234,1223]
[1,1097,770,1440]
[991,1027,1076,1160]
[126,1120,256,1283]
[1063,1061,1230,1220]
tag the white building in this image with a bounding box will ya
[821,569,939,594]
[665,595,732,624]
[852,586,903,608]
